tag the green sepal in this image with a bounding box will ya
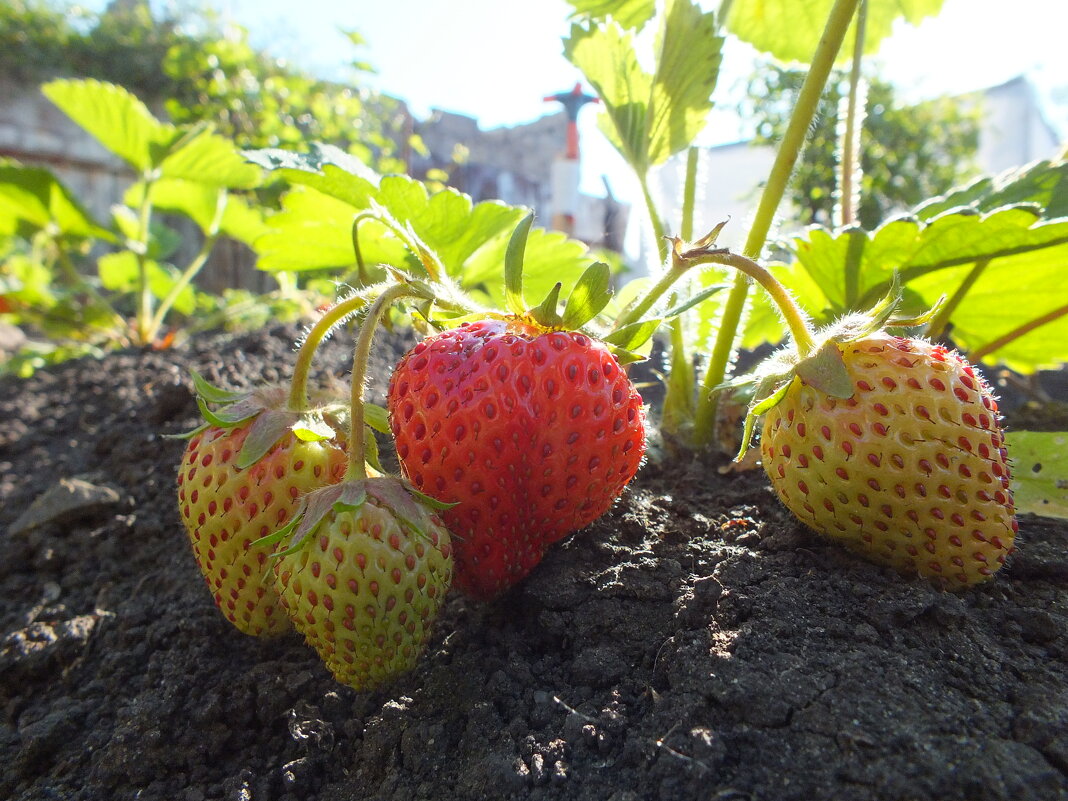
[562,261,613,329]
[190,369,244,404]
[291,412,335,442]
[505,212,534,316]
[364,403,391,435]
[406,486,458,511]
[608,344,647,365]
[196,395,259,429]
[602,318,662,350]
[251,513,301,552]
[235,409,293,469]
[529,282,564,328]
[795,340,854,399]
[162,421,209,440]
[661,283,728,319]
[889,295,947,329]
[364,425,384,475]
[736,376,795,461]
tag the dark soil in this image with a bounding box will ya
[2,325,1068,801]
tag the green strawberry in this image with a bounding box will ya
[760,333,1017,589]
[270,477,453,691]
[177,374,348,637]
[388,317,646,600]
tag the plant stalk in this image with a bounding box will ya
[134,175,157,345]
[970,302,1068,363]
[287,291,378,412]
[662,148,702,436]
[838,0,868,229]
[925,257,991,341]
[693,0,860,450]
[147,191,229,341]
[346,283,414,481]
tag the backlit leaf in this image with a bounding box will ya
[726,0,945,65]
[1006,431,1068,520]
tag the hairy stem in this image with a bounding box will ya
[287,291,377,412]
[346,283,415,481]
[693,0,860,450]
[838,0,868,229]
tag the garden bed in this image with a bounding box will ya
[2,325,1067,801]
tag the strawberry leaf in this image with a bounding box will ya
[1006,431,1068,520]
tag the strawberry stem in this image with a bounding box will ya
[346,283,415,482]
[686,249,816,355]
[287,292,373,412]
[694,0,860,450]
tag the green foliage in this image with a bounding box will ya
[247,149,594,310]
[0,1,409,173]
[743,63,981,229]
[564,0,723,175]
[0,79,297,371]
[782,161,1068,372]
[1006,431,1068,519]
[725,0,945,65]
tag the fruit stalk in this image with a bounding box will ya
[346,283,414,481]
[287,292,374,412]
[695,0,861,448]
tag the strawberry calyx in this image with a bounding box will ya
[707,268,947,459]
[174,370,373,469]
[255,476,455,558]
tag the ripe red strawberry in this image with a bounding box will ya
[388,317,646,599]
[271,478,453,690]
[760,333,1017,589]
[177,376,347,637]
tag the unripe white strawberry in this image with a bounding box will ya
[760,334,1017,589]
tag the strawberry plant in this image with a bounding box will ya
[0,78,297,374]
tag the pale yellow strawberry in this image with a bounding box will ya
[760,333,1017,589]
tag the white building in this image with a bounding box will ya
[643,75,1064,264]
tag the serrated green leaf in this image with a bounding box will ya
[787,203,1068,372]
[564,0,722,172]
[254,186,407,271]
[567,0,656,29]
[158,126,262,189]
[465,225,591,308]
[245,143,380,195]
[0,164,114,241]
[42,79,174,172]
[97,251,140,292]
[1006,431,1068,519]
[726,0,945,65]
[914,160,1068,222]
[563,261,613,328]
